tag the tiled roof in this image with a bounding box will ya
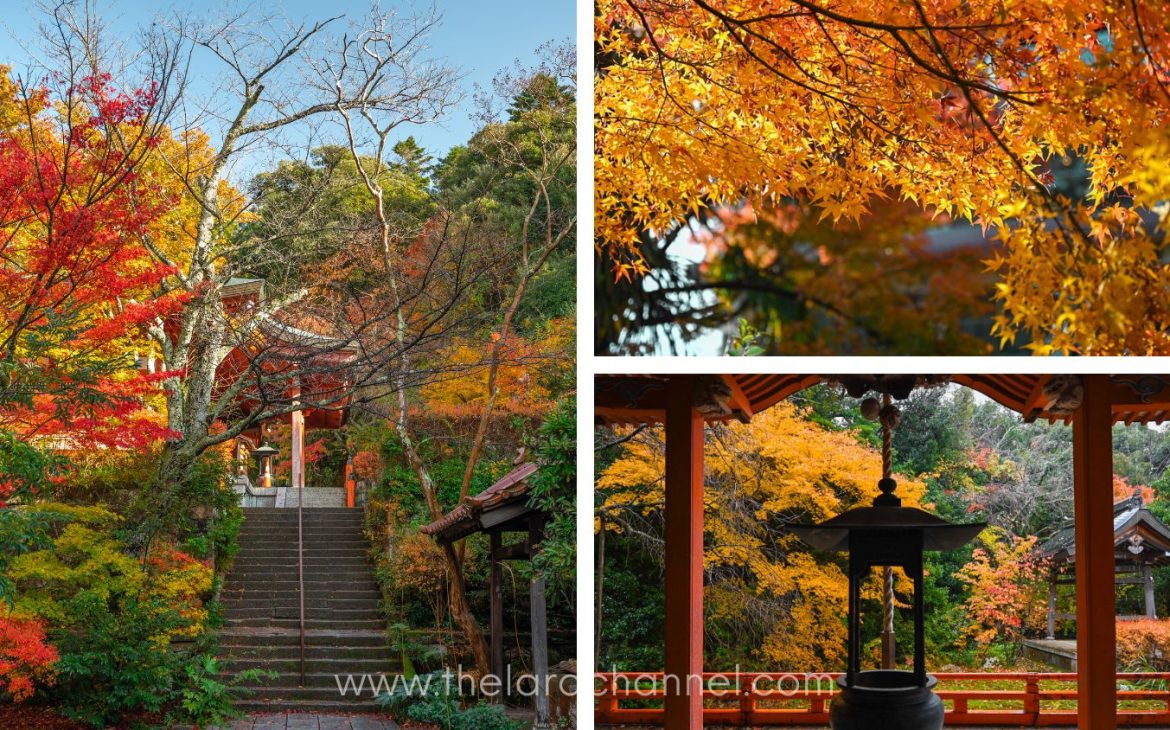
[420,462,539,542]
[1043,494,1170,563]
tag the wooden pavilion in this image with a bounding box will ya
[214,277,358,495]
[421,462,552,730]
[594,373,1170,730]
[1042,493,1170,636]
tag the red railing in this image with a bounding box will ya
[595,671,1170,726]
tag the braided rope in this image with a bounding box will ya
[881,393,896,651]
[881,392,892,479]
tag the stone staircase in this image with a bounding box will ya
[218,506,399,713]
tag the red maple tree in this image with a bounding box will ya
[0,70,184,450]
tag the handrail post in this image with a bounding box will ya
[596,673,617,723]
[738,676,754,726]
[1024,672,1039,726]
[297,480,305,686]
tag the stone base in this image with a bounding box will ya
[1022,639,1077,670]
[275,487,347,508]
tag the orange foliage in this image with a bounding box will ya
[596,0,1170,354]
[0,613,58,701]
[418,317,573,420]
[1114,475,1156,505]
[598,401,929,669]
[1117,619,1170,671]
[955,531,1049,652]
[144,547,213,639]
[352,450,383,482]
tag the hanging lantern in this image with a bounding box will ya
[789,391,984,730]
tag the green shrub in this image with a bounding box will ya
[4,501,220,724]
[169,654,275,728]
[377,670,521,730]
[527,396,575,595]
[446,701,522,730]
[49,591,184,726]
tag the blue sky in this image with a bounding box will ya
[0,0,573,165]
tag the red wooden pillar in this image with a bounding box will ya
[663,376,704,730]
[290,408,305,490]
[1072,374,1116,730]
[345,460,356,508]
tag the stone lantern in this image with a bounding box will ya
[252,444,279,489]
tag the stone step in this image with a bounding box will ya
[237,523,365,532]
[227,564,375,576]
[244,506,356,512]
[238,523,365,531]
[223,598,380,611]
[234,545,369,554]
[239,519,362,524]
[221,585,380,597]
[223,657,401,675]
[233,685,392,703]
[237,671,411,690]
[229,567,372,578]
[222,596,381,610]
[231,549,370,559]
[222,583,380,595]
[236,533,368,544]
[233,547,368,557]
[224,575,377,587]
[223,607,383,621]
[225,617,386,631]
[233,555,371,565]
[224,644,394,660]
[274,488,348,508]
[233,699,390,714]
[218,502,396,705]
[220,628,387,646]
[241,510,362,518]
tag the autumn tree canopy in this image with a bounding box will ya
[596,0,1170,355]
[0,67,182,450]
[597,401,929,669]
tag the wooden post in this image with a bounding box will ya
[489,531,504,696]
[663,376,704,730]
[1047,575,1057,640]
[1072,375,1116,730]
[596,512,606,659]
[290,408,305,490]
[1145,563,1156,619]
[345,459,356,508]
[530,518,550,730]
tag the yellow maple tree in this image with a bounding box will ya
[597,401,928,669]
[596,0,1170,354]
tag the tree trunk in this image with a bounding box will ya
[441,541,492,676]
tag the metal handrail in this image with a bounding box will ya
[297,483,305,686]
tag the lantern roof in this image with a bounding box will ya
[790,504,986,552]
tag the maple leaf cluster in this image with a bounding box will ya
[0,614,59,702]
[0,67,184,449]
[598,401,929,669]
[596,0,1170,353]
[954,530,1049,651]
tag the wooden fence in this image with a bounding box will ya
[594,671,1170,726]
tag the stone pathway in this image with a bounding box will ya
[216,713,397,729]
